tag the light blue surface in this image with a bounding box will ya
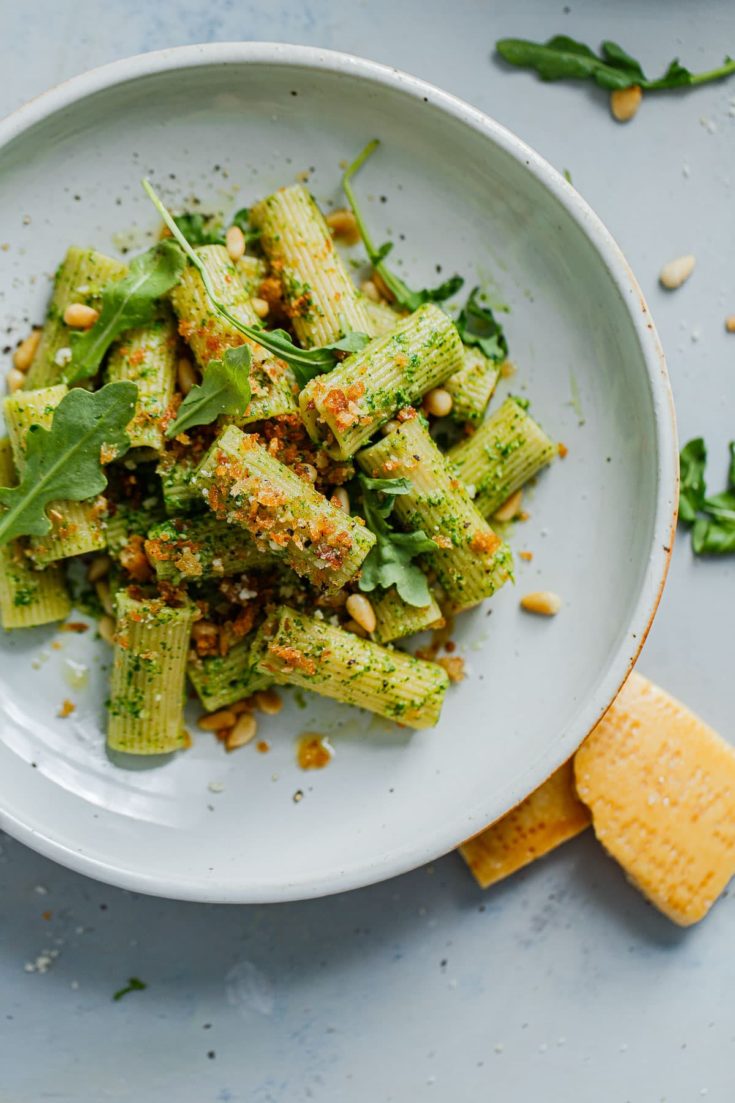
[1,2,734,1100]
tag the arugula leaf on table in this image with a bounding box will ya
[166,345,253,438]
[143,180,369,385]
[679,438,735,555]
[66,240,186,383]
[0,382,137,545]
[112,977,147,1002]
[455,287,509,362]
[496,35,735,93]
[679,437,707,523]
[342,141,464,312]
[356,474,436,607]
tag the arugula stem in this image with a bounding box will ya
[142,179,335,373]
[649,57,735,89]
[341,139,382,259]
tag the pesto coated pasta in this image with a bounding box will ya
[0,141,557,764]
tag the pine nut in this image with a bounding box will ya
[6,368,25,393]
[344,618,368,638]
[94,579,114,616]
[423,387,453,418]
[225,224,246,262]
[659,255,695,290]
[345,593,377,633]
[13,330,41,372]
[177,357,198,395]
[230,698,254,715]
[87,554,111,583]
[63,303,99,329]
[372,271,393,302]
[610,85,642,123]
[725,316,735,333]
[226,712,258,750]
[494,488,523,523]
[251,296,270,319]
[299,463,318,483]
[520,591,562,616]
[381,419,401,437]
[198,708,238,731]
[253,688,283,715]
[361,279,381,302]
[98,614,116,645]
[332,487,350,513]
[326,208,360,245]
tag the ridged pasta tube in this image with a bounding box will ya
[250,184,374,347]
[106,310,178,453]
[194,425,375,590]
[252,606,449,729]
[25,247,128,389]
[171,245,296,423]
[358,416,512,612]
[364,298,405,336]
[0,438,71,629]
[447,397,556,518]
[157,453,203,516]
[146,515,273,582]
[372,586,443,645]
[299,303,464,459]
[4,385,106,565]
[445,346,500,425]
[188,638,271,712]
[107,590,195,754]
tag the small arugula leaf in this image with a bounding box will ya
[173,212,223,246]
[679,438,735,555]
[356,473,435,606]
[496,36,735,94]
[166,345,252,438]
[455,287,509,362]
[679,437,707,523]
[288,331,373,388]
[113,977,147,1001]
[0,382,137,545]
[67,240,186,383]
[143,180,364,384]
[342,141,464,312]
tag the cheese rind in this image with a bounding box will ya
[574,671,735,926]
[459,759,591,889]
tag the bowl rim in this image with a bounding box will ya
[0,41,678,903]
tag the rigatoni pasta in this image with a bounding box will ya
[252,606,449,729]
[299,303,464,459]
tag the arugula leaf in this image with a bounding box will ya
[342,141,464,311]
[287,331,373,388]
[496,36,735,93]
[679,438,735,555]
[455,287,509,362]
[173,212,223,246]
[173,208,261,247]
[113,977,147,1001]
[166,345,252,438]
[66,241,186,383]
[143,180,367,384]
[679,437,707,523]
[0,382,137,545]
[356,473,436,606]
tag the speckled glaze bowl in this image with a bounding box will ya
[0,43,677,902]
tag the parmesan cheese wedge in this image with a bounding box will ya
[574,671,735,926]
[459,759,591,889]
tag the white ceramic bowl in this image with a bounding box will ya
[0,43,676,902]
